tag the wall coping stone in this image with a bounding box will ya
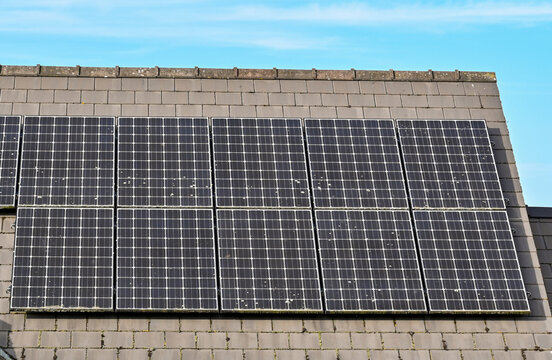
[0,65,497,82]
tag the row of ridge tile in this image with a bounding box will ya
[0,65,496,82]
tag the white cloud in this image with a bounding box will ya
[2,1,552,52]
[224,2,552,25]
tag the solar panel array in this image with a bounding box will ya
[0,116,21,208]
[316,210,425,312]
[118,117,212,208]
[217,209,322,312]
[212,118,310,208]
[117,208,217,311]
[6,116,528,314]
[11,207,113,310]
[305,119,408,209]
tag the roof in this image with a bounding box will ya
[527,206,552,218]
[0,65,497,82]
[0,64,550,359]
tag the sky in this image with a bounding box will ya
[1,0,551,206]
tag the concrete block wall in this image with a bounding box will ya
[0,66,550,359]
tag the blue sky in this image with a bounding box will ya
[2,0,551,206]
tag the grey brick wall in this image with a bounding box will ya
[530,210,552,315]
[0,67,550,359]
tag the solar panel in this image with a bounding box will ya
[117,208,217,311]
[18,116,115,207]
[217,209,322,312]
[397,120,505,210]
[11,207,113,310]
[212,118,310,208]
[0,116,21,208]
[305,119,408,209]
[413,210,529,313]
[118,117,212,208]
[316,210,426,312]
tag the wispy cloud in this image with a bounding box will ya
[223,2,552,25]
[2,1,552,52]
[0,7,326,50]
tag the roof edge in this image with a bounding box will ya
[0,65,497,82]
[527,206,552,219]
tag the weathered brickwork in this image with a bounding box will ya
[0,68,550,359]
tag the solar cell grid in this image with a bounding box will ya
[414,210,529,313]
[117,208,217,311]
[118,117,212,208]
[316,210,426,312]
[398,119,505,210]
[217,209,322,312]
[212,118,310,208]
[11,207,113,310]
[19,116,115,207]
[306,119,408,209]
[0,116,21,207]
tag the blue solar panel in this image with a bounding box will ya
[306,119,408,209]
[116,208,217,311]
[19,116,115,207]
[118,117,212,208]
[217,209,322,312]
[213,118,311,208]
[316,210,425,313]
[414,210,529,313]
[12,207,113,310]
[398,120,505,210]
[0,116,20,208]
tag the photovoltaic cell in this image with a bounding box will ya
[398,119,505,210]
[413,210,529,313]
[217,209,322,312]
[19,117,115,207]
[212,118,310,208]
[118,117,212,208]
[11,207,113,310]
[0,116,21,207]
[306,119,408,209]
[316,210,426,312]
[117,208,217,311]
